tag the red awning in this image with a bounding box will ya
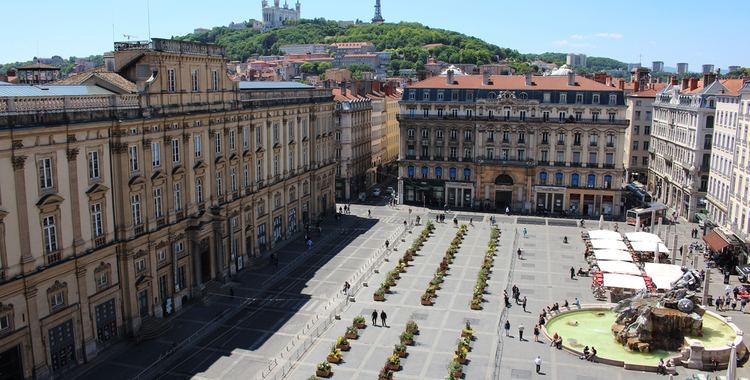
[703,230,730,252]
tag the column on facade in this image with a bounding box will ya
[24,287,49,377]
[75,266,97,359]
[12,156,33,272]
[66,147,84,253]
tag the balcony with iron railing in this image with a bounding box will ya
[475,157,536,167]
[397,113,628,126]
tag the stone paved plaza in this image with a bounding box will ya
[70,203,750,380]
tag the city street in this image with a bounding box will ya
[72,203,750,380]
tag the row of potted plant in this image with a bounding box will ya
[447,322,475,379]
[313,316,368,378]
[470,225,500,310]
[421,224,468,306]
[374,221,435,301]
[378,320,420,380]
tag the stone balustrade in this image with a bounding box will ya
[0,94,141,114]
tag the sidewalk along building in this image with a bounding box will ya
[0,38,335,379]
[397,70,627,216]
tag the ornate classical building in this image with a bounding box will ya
[398,71,627,216]
[0,38,335,379]
[261,0,301,30]
[333,85,372,200]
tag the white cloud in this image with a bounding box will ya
[593,32,623,39]
[570,34,585,40]
[554,39,569,45]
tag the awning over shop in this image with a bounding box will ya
[596,261,642,276]
[624,232,663,243]
[588,230,624,240]
[630,241,669,254]
[590,239,629,251]
[593,249,634,262]
[703,229,730,252]
[602,273,647,289]
[644,263,684,290]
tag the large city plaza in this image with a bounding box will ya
[70,203,749,380]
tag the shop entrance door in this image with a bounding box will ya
[0,345,23,380]
[49,320,76,372]
[495,191,512,210]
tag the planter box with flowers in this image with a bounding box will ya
[393,343,408,358]
[316,361,332,377]
[420,293,434,306]
[386,354,401,371]
[336,336,350,351]
[469,226,499,310]
[448,360,464,379]
[400,331,414,346]
[406,320,419,335]
[461,321,474,339]
[327,345,343,364]
[422,225,467,306]
[353,315,367,329]
[374,287,386,301]
[378,366,394,380]
[345,326,359,340]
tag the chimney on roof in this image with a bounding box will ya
[447,69,454,85]
[669,75,678,86]
[681,77,690,91]
[525,73,533,86]
[689,77,699,91]
[567,71,576,86]
[703,71,717,87]
[634,81,640,93]
[618,79,625,90]
[605,76,612,87]
[482,71,490,86]
[340,81,347,97]
[349,81,357,97]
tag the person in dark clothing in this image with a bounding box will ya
[385,240,390,249]
[522,296,528,312]
[570,267,575,279]
[372,310,378,326]
[380,310,388,327]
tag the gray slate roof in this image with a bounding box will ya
[239,81,312,90]
[0,85,115,97]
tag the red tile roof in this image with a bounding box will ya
[332,88,368,101]
[407,74,620,91]
[681,78,745,95]
[630,83,667,97]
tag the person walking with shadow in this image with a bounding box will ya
[533,324,540,342]
[380,310,388,327]
[518,323,525,341]
[534,355,542,374]
[372,310,378,327]
[504,320,511,337]
[570,266,576,280]
[522,296,528,312]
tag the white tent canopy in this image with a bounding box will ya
[624,232,663,243]
[593,249,634,262]
[590,239,629,251]
[630,241,669,253]
[602,273,647,289]
[587,230,623,241]
[596,261,642,276]
[644,263,684,290]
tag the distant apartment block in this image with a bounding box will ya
[677,63,689,74]
[652,61,664,72]
[566,53,587,67]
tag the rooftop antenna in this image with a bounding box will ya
[146,0,152,40]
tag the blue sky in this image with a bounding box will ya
[2,0,747,70]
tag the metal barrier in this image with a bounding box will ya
[258,223,410,379]
[491,227,519,380]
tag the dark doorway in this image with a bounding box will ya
[137,290,149,318]
[0,345,23,380]
[95,299,117,347]
[200,248,211,283]
[494,174,514,186]
[495,191,512,210]
[49,320,76,373]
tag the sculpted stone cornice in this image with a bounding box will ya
[110,142,128,154]
[66,148,80,161]
[11,155,27,170]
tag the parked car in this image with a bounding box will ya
[386,186,395,195]
[372,188,381,197]
[358,192,367,202]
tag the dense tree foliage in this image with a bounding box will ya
[0,55,104,76]
[179,19,521,65]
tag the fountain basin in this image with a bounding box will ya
[544,305,743,370]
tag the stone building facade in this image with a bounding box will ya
[398,72,627,216]
[333,86,372,200]
[0,38,335,379]
[727,83,750,242]
[261,0,301,30]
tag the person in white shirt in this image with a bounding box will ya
[534,356,542,373]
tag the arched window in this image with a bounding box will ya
[435,167,443,179]
[407,166,415,178]
[539,172,548,185]
[587,174,596,188]
[604,175,612,189]
[421,166,429,178]
[289,186,297,201]
[555,172,564,186]
[449,167,457,180]
[463,168,471,181]
[571,173,580,187]
[495,174,514,186]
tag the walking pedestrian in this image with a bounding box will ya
[385,239,390,249]
[533,324,540,342]
[469,218,473,226]
[534,356,542,373]
[380,310,388,327]
[517,248,522,259]
[372,310,378,326]
[570,266,575,279]
[518,323,525,341]
[342,281,350,294]
[368,209,371,217]
[504,320,511,336]
[574,297,581,309]
[523,227,528,238]
[522,296,528,312]
[506,206,510,216]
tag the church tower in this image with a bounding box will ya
[372,0,385,24]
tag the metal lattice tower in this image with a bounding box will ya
[372,0,384,23]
